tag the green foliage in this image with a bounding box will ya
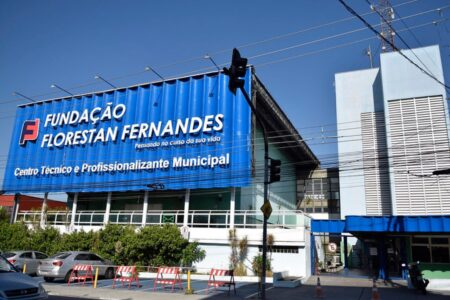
[97,224,133,263]
[251,254,272,276]
[0,223,205,268]
[182,242,206,267]
[0,207,9,223]
[60,230,97,252]
[0,222,30,250]
[29,227,61,254]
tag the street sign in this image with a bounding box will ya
[260,201,272,219]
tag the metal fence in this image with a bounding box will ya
[16,210,310,229]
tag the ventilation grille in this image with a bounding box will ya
[361,111,392,215]
[388,96,450,215]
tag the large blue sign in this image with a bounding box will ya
[3,71,252,193]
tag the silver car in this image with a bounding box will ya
[3,251,48,276]
[37,251,114,282]
[0,254,48,299]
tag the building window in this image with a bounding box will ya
[258,246,299,254]
[297,176,340,214]
[411,236,450,263]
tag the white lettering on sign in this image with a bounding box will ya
[44,103,126,127]
[12,153,232,178]
[38,102,225,149]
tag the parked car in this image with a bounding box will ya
[37,251,114,282]
[3,251,49,276]
[0,254,48,299]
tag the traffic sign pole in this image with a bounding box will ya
[224,49,271,300]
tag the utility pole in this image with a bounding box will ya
[224,49,280,300]
[371,0,395,52]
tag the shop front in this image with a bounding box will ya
[312,216,450,286]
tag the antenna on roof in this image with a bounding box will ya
[371,0,395,52]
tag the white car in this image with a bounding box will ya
[0,255,47,300]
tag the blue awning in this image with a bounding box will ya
[311,219,345,233]
[312,215,450,234]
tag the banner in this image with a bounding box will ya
[3,71,252,192]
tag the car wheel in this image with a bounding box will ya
[44,277,55,282]
[64,270,72,283]
[105,267,115,279]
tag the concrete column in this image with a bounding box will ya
[183,189,190,227]
[103,192,112,225]
[40,192,48,228]
[229,187,236,228]
[70,193,78,230]
[142,191,149,227]
[343,236,349,270]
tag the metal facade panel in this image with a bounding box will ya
[3,71,252,193]
[345,216,450,233]
[311,219,346,233]
[387,96,450,215]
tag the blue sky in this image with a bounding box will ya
[0,0,449,192]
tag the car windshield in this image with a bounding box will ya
[2,252,16,258]
[50,252,71,259]
[0,256,16,273]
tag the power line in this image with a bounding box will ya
[338,0,450,92]
[0,2,441,107]
[366,0,435,76]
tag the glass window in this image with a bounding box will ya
[35,252,48,259]
[313,180,321,192]
[0,256,16,272]
[412,237,429,244]
[2,252,16,258]
[322,181,329,192]
[20,252,33,259]
[50,252,71,259]
[431,247,450,263]
[431,238,449,245]
[330,178,339,183]
[412,246,431,263]
[75,254,89,260]
[88,254,102,261]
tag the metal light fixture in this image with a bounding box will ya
[94,75,116,89]
[50,84,73,96]
[12,92,35,102]
[204,54,221,71]
[144,66,165,81]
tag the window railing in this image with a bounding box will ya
[16,209,310,229]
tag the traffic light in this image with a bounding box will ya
[223,48,248,94]
[269,158,281,183]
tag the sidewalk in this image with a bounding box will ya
[43,276,450,300]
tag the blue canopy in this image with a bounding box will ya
[312,215,450,234]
